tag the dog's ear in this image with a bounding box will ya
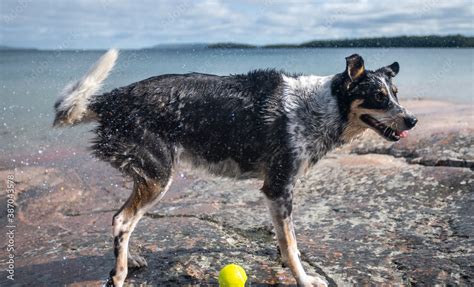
[377,62,400,78]
[345,54,365,82]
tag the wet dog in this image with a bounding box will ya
[53,50,417,286]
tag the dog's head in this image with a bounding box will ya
[336,54,417,142]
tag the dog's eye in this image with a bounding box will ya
[374,93,386,103]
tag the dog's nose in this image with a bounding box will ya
[404,115,418,129]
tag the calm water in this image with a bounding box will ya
[0,48,473,163]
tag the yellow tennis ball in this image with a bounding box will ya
[218,264,247,287]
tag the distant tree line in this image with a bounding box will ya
[209,35,474,49]
[207,43,258,49]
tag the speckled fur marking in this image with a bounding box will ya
[282,74,345,174]
[54,51,416,287]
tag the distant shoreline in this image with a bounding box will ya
[208,35,474,49]
[1,35,473,51]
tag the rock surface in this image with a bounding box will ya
[0,100,472,286]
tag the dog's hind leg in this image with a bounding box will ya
[107,175,172,287]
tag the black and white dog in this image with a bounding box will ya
[53,50,417,286]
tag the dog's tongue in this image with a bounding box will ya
[397,130,409,138]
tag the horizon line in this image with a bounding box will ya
[1,34,472,51]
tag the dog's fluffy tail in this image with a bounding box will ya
[53,49,119,127]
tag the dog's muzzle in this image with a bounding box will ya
[361,109,417,142]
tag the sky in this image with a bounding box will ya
[0,0,473,49]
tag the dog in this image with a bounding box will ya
[53,49,417,286]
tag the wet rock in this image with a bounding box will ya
[0,100,472,286]
[294,154,473,286]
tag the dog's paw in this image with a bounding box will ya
[300,275,328,287]
[104,268,125,287]
[128,254,148,269]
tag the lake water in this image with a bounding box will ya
[0,48,473,163]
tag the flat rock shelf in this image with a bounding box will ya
[0,100,472,286]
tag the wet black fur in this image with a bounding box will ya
[61,55,406,200]
[87,66,385,199]
[89,70,301,186]
[79,54,407,202]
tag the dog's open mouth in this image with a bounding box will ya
[360,114,408,141]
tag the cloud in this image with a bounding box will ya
[0,0,472,49]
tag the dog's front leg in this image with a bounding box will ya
[263,181,328,287]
